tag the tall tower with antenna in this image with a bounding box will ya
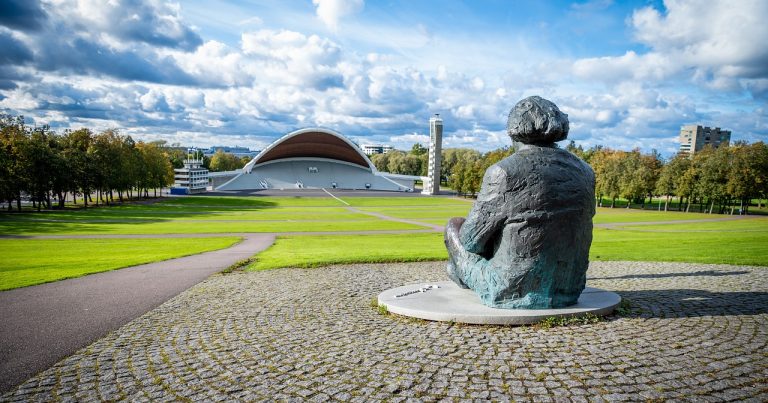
[422,114,443,195]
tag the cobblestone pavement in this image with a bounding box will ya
[3,261,766,402]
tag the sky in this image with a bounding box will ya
[0,0,766,156]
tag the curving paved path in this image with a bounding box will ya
[0,234,275,393]
[2,260,765,401]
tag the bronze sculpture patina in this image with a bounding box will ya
[444,96,595,309]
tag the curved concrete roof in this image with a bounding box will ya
[245,128,376,173]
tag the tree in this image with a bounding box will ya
[0,115,29,211]
[656,152,690,211]
[137,142,174,197]
[695,146,729,213]
[209,150,245,172]
[410,143,427,156]
[370,152,390,172]
[61,128,94,206]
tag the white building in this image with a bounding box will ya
[360,144,394,155]
[216,128,417,192]
[173,158,209,194]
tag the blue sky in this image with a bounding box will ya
[0,0,766,156]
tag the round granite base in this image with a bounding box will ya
[378,281,621,325]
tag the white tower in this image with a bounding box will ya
[422,114,443,195]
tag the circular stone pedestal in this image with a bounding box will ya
[378,281,621,325]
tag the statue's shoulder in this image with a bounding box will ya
[481,163,508,186]
[486,156,521,179]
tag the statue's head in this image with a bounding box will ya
[507,96,569,145]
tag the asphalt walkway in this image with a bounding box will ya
[0,234,275,393]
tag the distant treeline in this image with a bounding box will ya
[3,113,766,214]
[374,140,768,214]
[0,115,177,210]
[0,115,261,211]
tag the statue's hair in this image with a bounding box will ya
[507,96,569,145]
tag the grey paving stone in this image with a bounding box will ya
[1,261,766,402]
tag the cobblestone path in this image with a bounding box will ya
[3,261,766,402]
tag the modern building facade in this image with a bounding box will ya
[216,128,418,192]
[679,125,731,155]
[360,144,394,155]
[422,114,443,195]
[172,158,209,194]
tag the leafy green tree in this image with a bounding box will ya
[656,152,690,211]
[61,128,93,206]
[695,146,730,213]
[370,152,390,172]
[209,150,245,172]
[0,115,28,210]
[410,143,427,156]
[137,142,174,197]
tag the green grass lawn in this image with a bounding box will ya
[342,196,472,207]
[248,217,768,270]
[249,233,448,270]
[590,227,768,266]
[0,217,420,235]
[592,208,720,223]
[0,237,241,290]
[0,196,425,235]
[4,195,765,291]
[617,217,768,232]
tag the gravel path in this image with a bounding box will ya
[3,260,765,402]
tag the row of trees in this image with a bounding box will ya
[373,139,767,214]
[1,115,174,211]
[578,142,768,214]
[369,144,515,196]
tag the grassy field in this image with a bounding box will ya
[590,227,768,266]
[0,237,241,290]
[249,233,448,270]
[3,194,765,291]
[249,217,768,271]
[0,196,425,235]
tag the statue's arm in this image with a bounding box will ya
[459,165,507,254]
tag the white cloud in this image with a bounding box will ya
[312,0,364,31]
[572,0,768,97]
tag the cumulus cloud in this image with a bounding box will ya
[0,0,764,154]
[572,0,768,98]
[241,29,344,90]
[50,0,202,50]
[0,31,33,65]
[312,0,364,31]
[0,0,47,31]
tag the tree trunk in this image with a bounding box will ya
[664,195,670,211]
[611,197,616,208]
[709,199,715,214]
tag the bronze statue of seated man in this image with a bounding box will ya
[444,96,595,309]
